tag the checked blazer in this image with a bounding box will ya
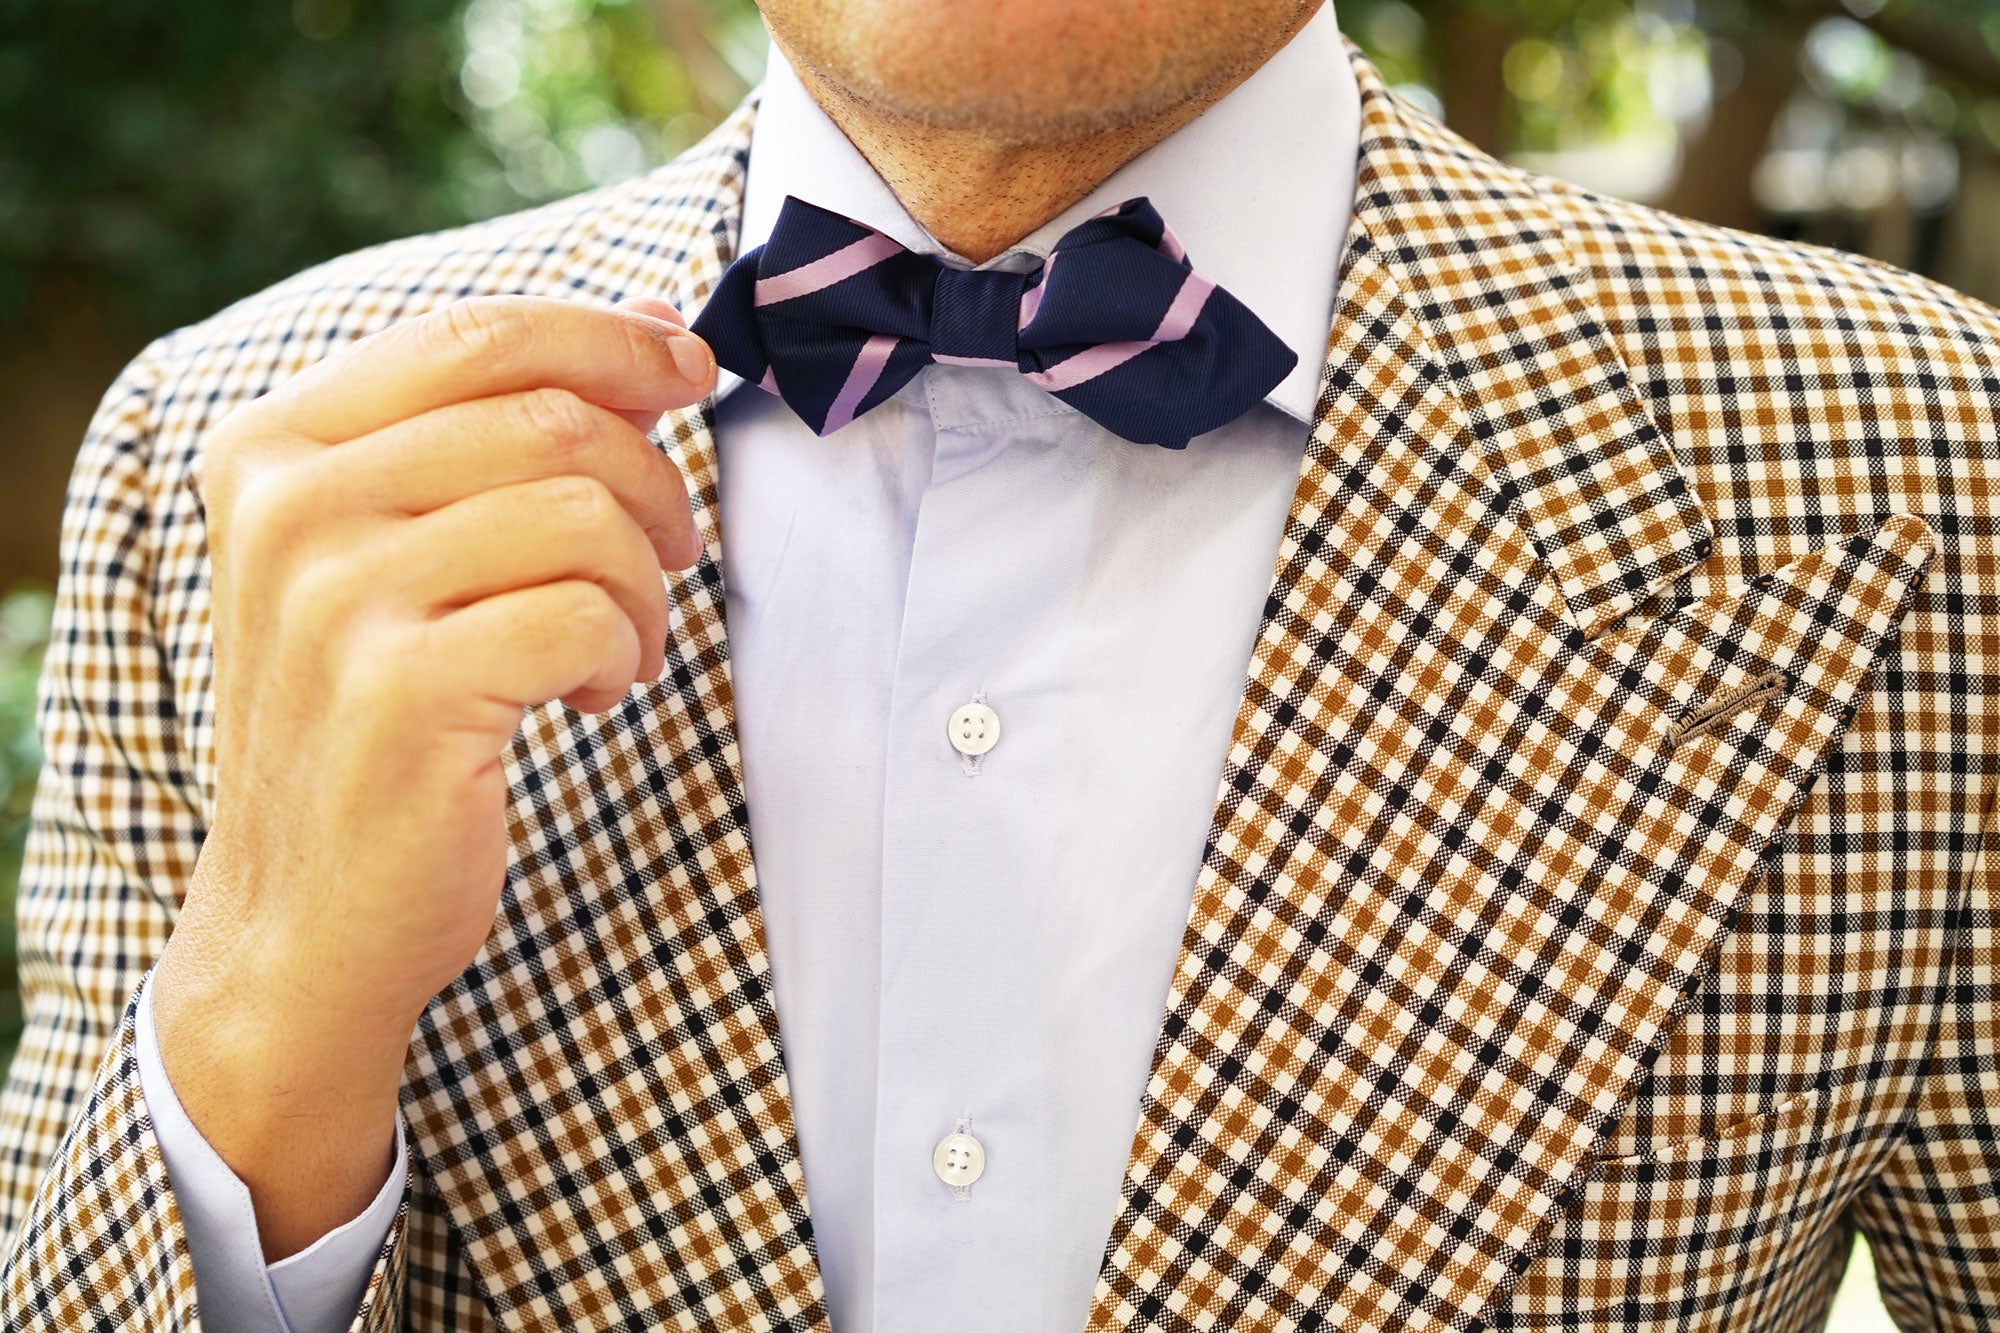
[3,42,1997,1333]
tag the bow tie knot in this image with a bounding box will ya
[928,267,1026,368]
[691,195,1296,448]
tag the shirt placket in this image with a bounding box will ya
[870,368,1090,1330]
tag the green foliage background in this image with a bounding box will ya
[0,590,51,1072]
[0,0,765,340]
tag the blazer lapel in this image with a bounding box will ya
[1349,67,1713,638]
[1089,48,1931,1333]
[399,102,833,1333]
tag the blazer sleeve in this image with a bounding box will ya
[0,346,407,1331]
[1850,815,2000,1331]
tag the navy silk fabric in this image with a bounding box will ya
[691,196,1297,449]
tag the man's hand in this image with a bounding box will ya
[149,295,715,1260]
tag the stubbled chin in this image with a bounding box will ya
[770,2,1229,139]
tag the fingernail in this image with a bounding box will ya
[618,296,686,326]
[669,333,713,387]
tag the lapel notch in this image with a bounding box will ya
[1345,51,1713,638]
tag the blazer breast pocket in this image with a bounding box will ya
[1496,1086,1829,1329]
[1467,517,1934,1330]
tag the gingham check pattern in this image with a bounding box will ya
[2,43,1996,1333]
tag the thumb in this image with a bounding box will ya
[612,297,701,432]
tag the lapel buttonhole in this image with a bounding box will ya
[1664,668,1791,751]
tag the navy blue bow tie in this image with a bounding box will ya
[690,196,1296,449]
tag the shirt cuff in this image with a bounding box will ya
[134,974,407,1333]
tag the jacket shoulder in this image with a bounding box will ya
[63,109,749,668]
[164,189,605,357]
[1542,177,1999,532]
[1533,173,2000,651]
[1546,175,2000,381]
[139,104,751,429]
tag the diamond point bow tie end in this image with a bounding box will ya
[690,195,1296,448]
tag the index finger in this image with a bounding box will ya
[266,296,717,444]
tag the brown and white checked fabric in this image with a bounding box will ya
[1,40,1996,1333]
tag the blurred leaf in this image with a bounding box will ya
[0,0,759,342]
[0,585,53,1075]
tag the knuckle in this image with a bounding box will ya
[520,388,597,456]
[545,474,616,529]
[339,630,414,708]
[640,588,669,644]
[229,468,310,556]
[197,446,241,515]
[199,406,285,514]
[566,581,623,636]
[434,296,532,369]
[202,417,243,475]
[643,444,687,499]
[288,555,367,627]
[610,309,677,379]
[551,584,632,668]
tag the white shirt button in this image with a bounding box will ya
[947,700,1000,757]
[932,1131,986,1188]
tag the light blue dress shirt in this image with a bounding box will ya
[133,8,1360,1330]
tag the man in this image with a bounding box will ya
[0,0,1994,1328]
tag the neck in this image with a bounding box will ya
[774,16,1315,264]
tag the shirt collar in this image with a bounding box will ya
[728,2,1359,423]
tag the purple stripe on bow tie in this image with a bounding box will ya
[1156,271,1215,339]
[1023,270,1216,393]
[823,333,901,434]
[691,194,1295,448]
[1018,258,1051,330]
[753,230,904,305]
